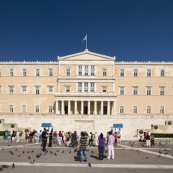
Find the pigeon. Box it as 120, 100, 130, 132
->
158, 155, 161, 158
30, 160, 35, 164
146, 157, 148, 159
17, 155, 20, 157
2, 165, 9, 168
23, 151, 25, 154
47, 150, 48, 153
88, 162, 92, 167
28, 156, 31, 159
36, 155, 40, 158
9, 151, 14, 155
91, 151, 95, 154
31, 150, 34, 153
56, 150, 59, 152
15, 149, 18, 151
0, 167, 3, 171
62, 150, 64, 153
69, 150, 71, 153
12, 163, 15, 169
43, 152, 46, 155
136, 149, 139, 152
27, 151, 30, 153
54, 153, 57, 156
2, 148, 4, 150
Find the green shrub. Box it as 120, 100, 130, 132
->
0, 131, 23, 137
152, 133, 173, 138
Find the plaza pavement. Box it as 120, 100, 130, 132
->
0, 138, 173, 173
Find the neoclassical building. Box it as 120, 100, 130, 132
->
0, 49, 173, 138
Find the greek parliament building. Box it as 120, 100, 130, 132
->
0, 49, 173, 138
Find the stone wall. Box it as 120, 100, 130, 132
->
0, 114, 173, 139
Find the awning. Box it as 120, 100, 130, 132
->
113, 124, 123, 128
41, 123, 52, 128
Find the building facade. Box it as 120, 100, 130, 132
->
0, 49, 173, 138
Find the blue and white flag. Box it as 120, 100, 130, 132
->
82, 34, 87, 42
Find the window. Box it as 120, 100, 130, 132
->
160, 69, 165, 77
102, 69, 107, 76
120, 69, 124, 76
78, 66, 82, 76
66, 86, 70, 92
35, 87, 40, 94
120, 106, 124, 113
90, 82, 95, 92
0, 69, 1, 76
84, 66, 88, 76
147, 69, 151, 77
66, 68, 70, 76
160, 106, 164, 113
22, 86, 27, 94
120, 87, 124, 95
91, 66, 95, 76
84, 82, 88, 92
102, 86, 107, 92
23, 69, 27, 76
22, 105, 26, 112
49, 105, 53, 113
9, 86, 14, 94
134, 69, 138, 77
146, 87, 151, 95
160, 87, 165, 95
35, 105, 39, 112
133, 106, 137, 113
133, 87, 138, 95
49, 69, 53, 76
9, 105, 13, 112
36, 69, 40, 76
147, 106, 151, 113
48, 86, 53, 94
10, 69, 14, 76
78, 82, 82, 92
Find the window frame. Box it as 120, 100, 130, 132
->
120, 106, 124, 113
147, 106, 151, 113
102, 68, 107, 76
9, 105, 13, 112
119, 87, 124, 95
35, 105, 40, 113
35, 86, 40, 94
120, 69, 124, 76
22, 105, 27, 112
134, 69, 138, 77
10, 69, 14, 76
133, 106, 138, 113
147, 69, 151, 77
66, 68, 70, 76
160, 69, 165, 77
36, 69, 40, 76
23, 69, 27, 76
49, 69, 53, 76
102, 86, 107, 92
160, 106, 164, 113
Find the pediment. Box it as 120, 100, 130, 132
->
58, 49, 115, 61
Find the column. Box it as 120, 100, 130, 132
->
74, 101, 77, 114
107, 101, 110, 115
94, 101, 97, 115
101, 101, 103, 115
88, 101, 90, 115
56, 101, 59, 114
112, 101, 116, 115
68, 100, 71, 115
61, 100, 64, 115
81, 101, 83, 115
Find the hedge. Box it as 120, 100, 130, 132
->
152, 133, 173, 138
0, 131, 23, 137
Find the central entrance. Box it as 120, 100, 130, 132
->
83, 106, 88, 114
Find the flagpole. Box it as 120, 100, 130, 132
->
86, 33, 87, 49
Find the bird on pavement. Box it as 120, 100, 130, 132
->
12, 163, 15, 169
28, 156, 31, 159
88, 163, 92, 167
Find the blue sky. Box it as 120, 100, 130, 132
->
0, 0, 173, 62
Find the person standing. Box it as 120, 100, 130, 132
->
107, 131, 115, 159
58, 131, 62, 145
146, 132, 151, 147
48, 130, 53, 147
42, 128, 48, 151
150, 133, 155, 147
98, 133, 106, 160
78, 131, 88, 162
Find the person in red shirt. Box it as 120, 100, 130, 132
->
114, 132, 118, 146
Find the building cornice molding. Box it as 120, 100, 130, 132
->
0, 61, 58, 65
115, 61, 173, 65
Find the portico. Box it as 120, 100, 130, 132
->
55, 92, 116, 115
